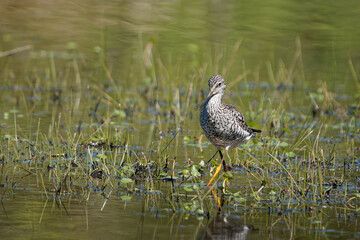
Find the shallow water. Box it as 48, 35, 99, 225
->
1, 173, 358, 240
0, 0, 359, 239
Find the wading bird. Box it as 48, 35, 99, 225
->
200, 74, 261, 186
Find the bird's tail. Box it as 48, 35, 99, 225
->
250, 128, 262, 133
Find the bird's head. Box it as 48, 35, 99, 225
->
200, 75, 226, 109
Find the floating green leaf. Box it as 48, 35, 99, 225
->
114, 109, 126, 118
233, 191, 241, 197
285, 152, 296, 158
223, 172, 233, 180
197, 209, 204, 215
121, 178, 133, 184
269, 189, 277, 195
182, 169, 189, 177
210, 159, 219, 167
190, 165, 201, 177
121, 196, 132, 201
183, 136, 191, 144
278, 142, 289, 147
234, 197, 246, 203
97, 154, 107, 160
183, 185, 193, 192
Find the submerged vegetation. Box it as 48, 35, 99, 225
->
0, 35, 359, 239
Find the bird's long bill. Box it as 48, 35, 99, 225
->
200, 90, 215, 109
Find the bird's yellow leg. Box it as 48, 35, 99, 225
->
207, 149, 229, 186
223, 179, 229, 189
211, 188, 222, 209
207, 159, 223, 186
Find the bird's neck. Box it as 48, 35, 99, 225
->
206, 94, 223, 111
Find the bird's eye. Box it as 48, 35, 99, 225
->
217, 82, 222, 87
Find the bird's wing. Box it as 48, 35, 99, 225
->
225, 104, 254, 136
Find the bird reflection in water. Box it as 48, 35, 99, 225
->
197, 214, 253, 240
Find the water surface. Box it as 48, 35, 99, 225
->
0, 0, 359, 239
